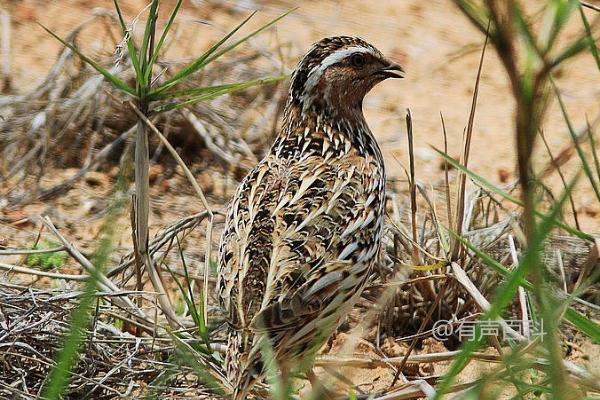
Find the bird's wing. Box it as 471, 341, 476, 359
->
218, 155, 284, 331
218, 151, 384, 341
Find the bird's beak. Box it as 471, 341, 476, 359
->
379, 62, 405, 79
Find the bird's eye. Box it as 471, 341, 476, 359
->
350, 53, 366, 68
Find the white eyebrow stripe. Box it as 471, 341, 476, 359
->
303, 46, 375, 96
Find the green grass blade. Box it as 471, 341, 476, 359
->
112, 0, 128, 33
144, 0, 183, 83
433, 145, 521, 204
169, 334, 226, 396
176, 236, 210, 348
150, 74, 286, 100
44, 286, 96, 396
112, 0, 142, 80
140, 367, 179, 400
162, 248, 210, 352
200, 9, 295, 70
452, 0, 490, 34
432, 146, 594, 241
564, 308, 600, 343
39, 23, 136, 96
579, 6, 600, 71
511, 2, 543, 59
139, 0, 160, 76
164, 290, 210, 355
151, 9, 293, 97
551, 78, 600, 201
150, 10, 257, 96
42, 278, 102, 399
587, 123, 600, 182
448, 230, 533, 291
551, 31, 596, 68
150, 83, 237, 100
539, 0, 579, 52
152, 75, 285, 113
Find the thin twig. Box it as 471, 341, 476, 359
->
0, 10, 11, 92
450, 262, 525, 341
581, 1, 600, 12
317, 350, 500, 368
0, 262, 88, 281
0, 246, 66, 255
440, 112, 453, 238
508, 235, 530, 338
539, 113, 600, 179
451, 21, 489, 261
405, 109, 420, 265
540, 130, 581, 230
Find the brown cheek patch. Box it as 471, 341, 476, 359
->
321, 67, 363, 96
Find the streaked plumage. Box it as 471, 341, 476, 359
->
217, 36, 403, 398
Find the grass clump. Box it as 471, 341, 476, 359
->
26, 242, 67, 269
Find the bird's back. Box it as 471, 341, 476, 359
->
218, 124, 385, 396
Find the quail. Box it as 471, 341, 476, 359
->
217, 36, 404, 399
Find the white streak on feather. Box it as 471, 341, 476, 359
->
361, 210, 375, 228
322, 140, 330, 156
301, 138, 311, 153
341, 217, 363, 239
338, 241, 359, 260
273, 193, 291, 214
296, 206, 326, 231
289, 174, 318, 205
248, 167, 268, 215
304, 271, 343, 298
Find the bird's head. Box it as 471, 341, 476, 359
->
289, 36, 403, 116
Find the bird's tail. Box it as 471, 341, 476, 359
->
225, 329, 265, 400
